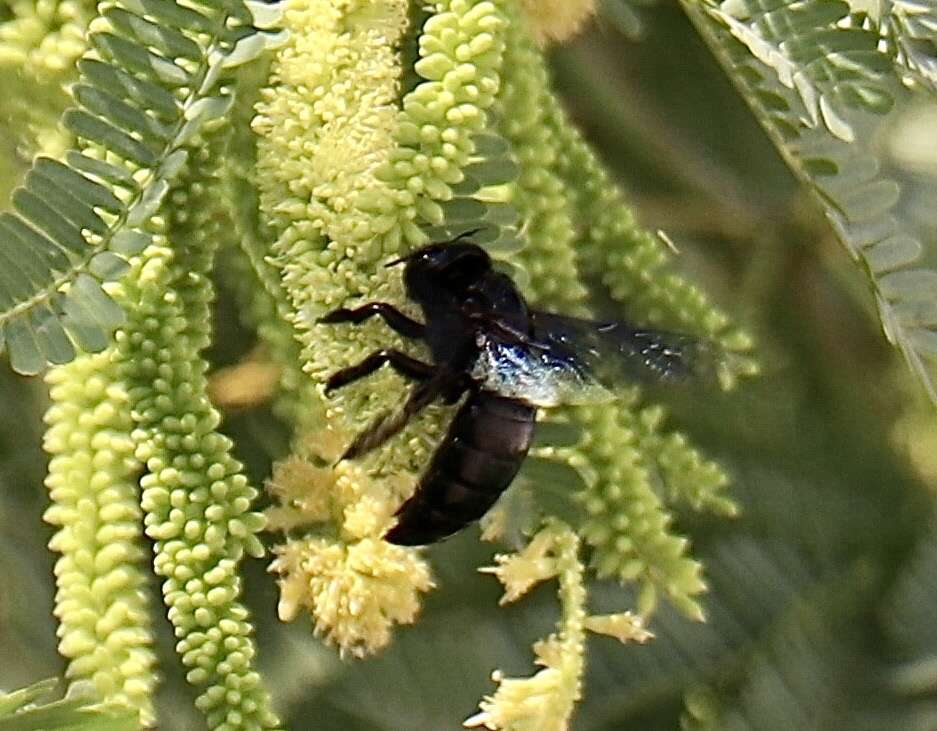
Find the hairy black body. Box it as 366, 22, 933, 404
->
387, 393, 535, 545
321, 233, 711, 546
321, 237, 538, 545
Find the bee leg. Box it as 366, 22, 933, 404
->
325, 349, 435, 393
340, 369, 462, 461
318, 303, 425, 339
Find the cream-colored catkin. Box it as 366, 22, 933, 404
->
114, 144, 279, 729
44, 353, 158, 726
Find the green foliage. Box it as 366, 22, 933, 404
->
0, 0, 284, 374
0, 678, 139, 731
684, 0, 937, 405
881, 0, 937, 92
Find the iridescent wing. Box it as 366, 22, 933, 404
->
528, 311, 717, 387
470, 327, 615, 407
468, 310, 716, 407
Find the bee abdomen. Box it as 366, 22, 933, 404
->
385, 393, 536, 546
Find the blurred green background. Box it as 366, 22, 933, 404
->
2, 2, 937, 729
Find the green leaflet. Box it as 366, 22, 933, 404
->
886, 520, 937, 680
685, 0, 937, 405
0, 678, 139, 731
423, 130, 524, 251
705, 0, 896, 142
874, 0, 937, 95
0, 0, 286, 375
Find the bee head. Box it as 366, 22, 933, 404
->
389, 239, 492, 301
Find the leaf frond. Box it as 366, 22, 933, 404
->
0, 0, 285, 374
685, 0, 937, 406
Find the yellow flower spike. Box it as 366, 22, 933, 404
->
266, 422, 416, 537
469, 520, 585, 731
636, 416, 739, 517
390, 0, 508, 219
255, 0, 409, 268
481, 526, 560, 604
479, 508, 508, 543
341, 488, 402, 540
480, 479, 541, 543
44, 353, 157, 727
0, 0, 92, 169
257, 0, 438, 472
256, 0, 511, 376
303, 426, 355, 464
264, 457, 337, 530
111, 137, 280, 729
494, 1, 738, 621
496, 3, 588, 315
266, 423, 428, 651
255, 0, 514, 659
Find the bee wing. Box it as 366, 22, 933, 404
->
528, 311, 716, 387
472, 326, 614, 408
469, 311, 716, 408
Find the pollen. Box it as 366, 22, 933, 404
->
269, 536, 434, 658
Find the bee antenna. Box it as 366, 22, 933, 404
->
385, 226, 489, 268
446, 226, 485, 244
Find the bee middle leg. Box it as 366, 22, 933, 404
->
325, 349, 435, 393
318, 303, 425, 339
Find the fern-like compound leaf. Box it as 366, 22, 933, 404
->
707, 0, 897, 141
685, 0, 937, 405
0, 0, 285, 375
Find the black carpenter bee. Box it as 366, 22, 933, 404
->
320, 231, 713, 546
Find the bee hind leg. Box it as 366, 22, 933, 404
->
340, 369, 462, 461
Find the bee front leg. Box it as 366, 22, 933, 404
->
325, 349, 436, 393
318, 303, 425, 339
